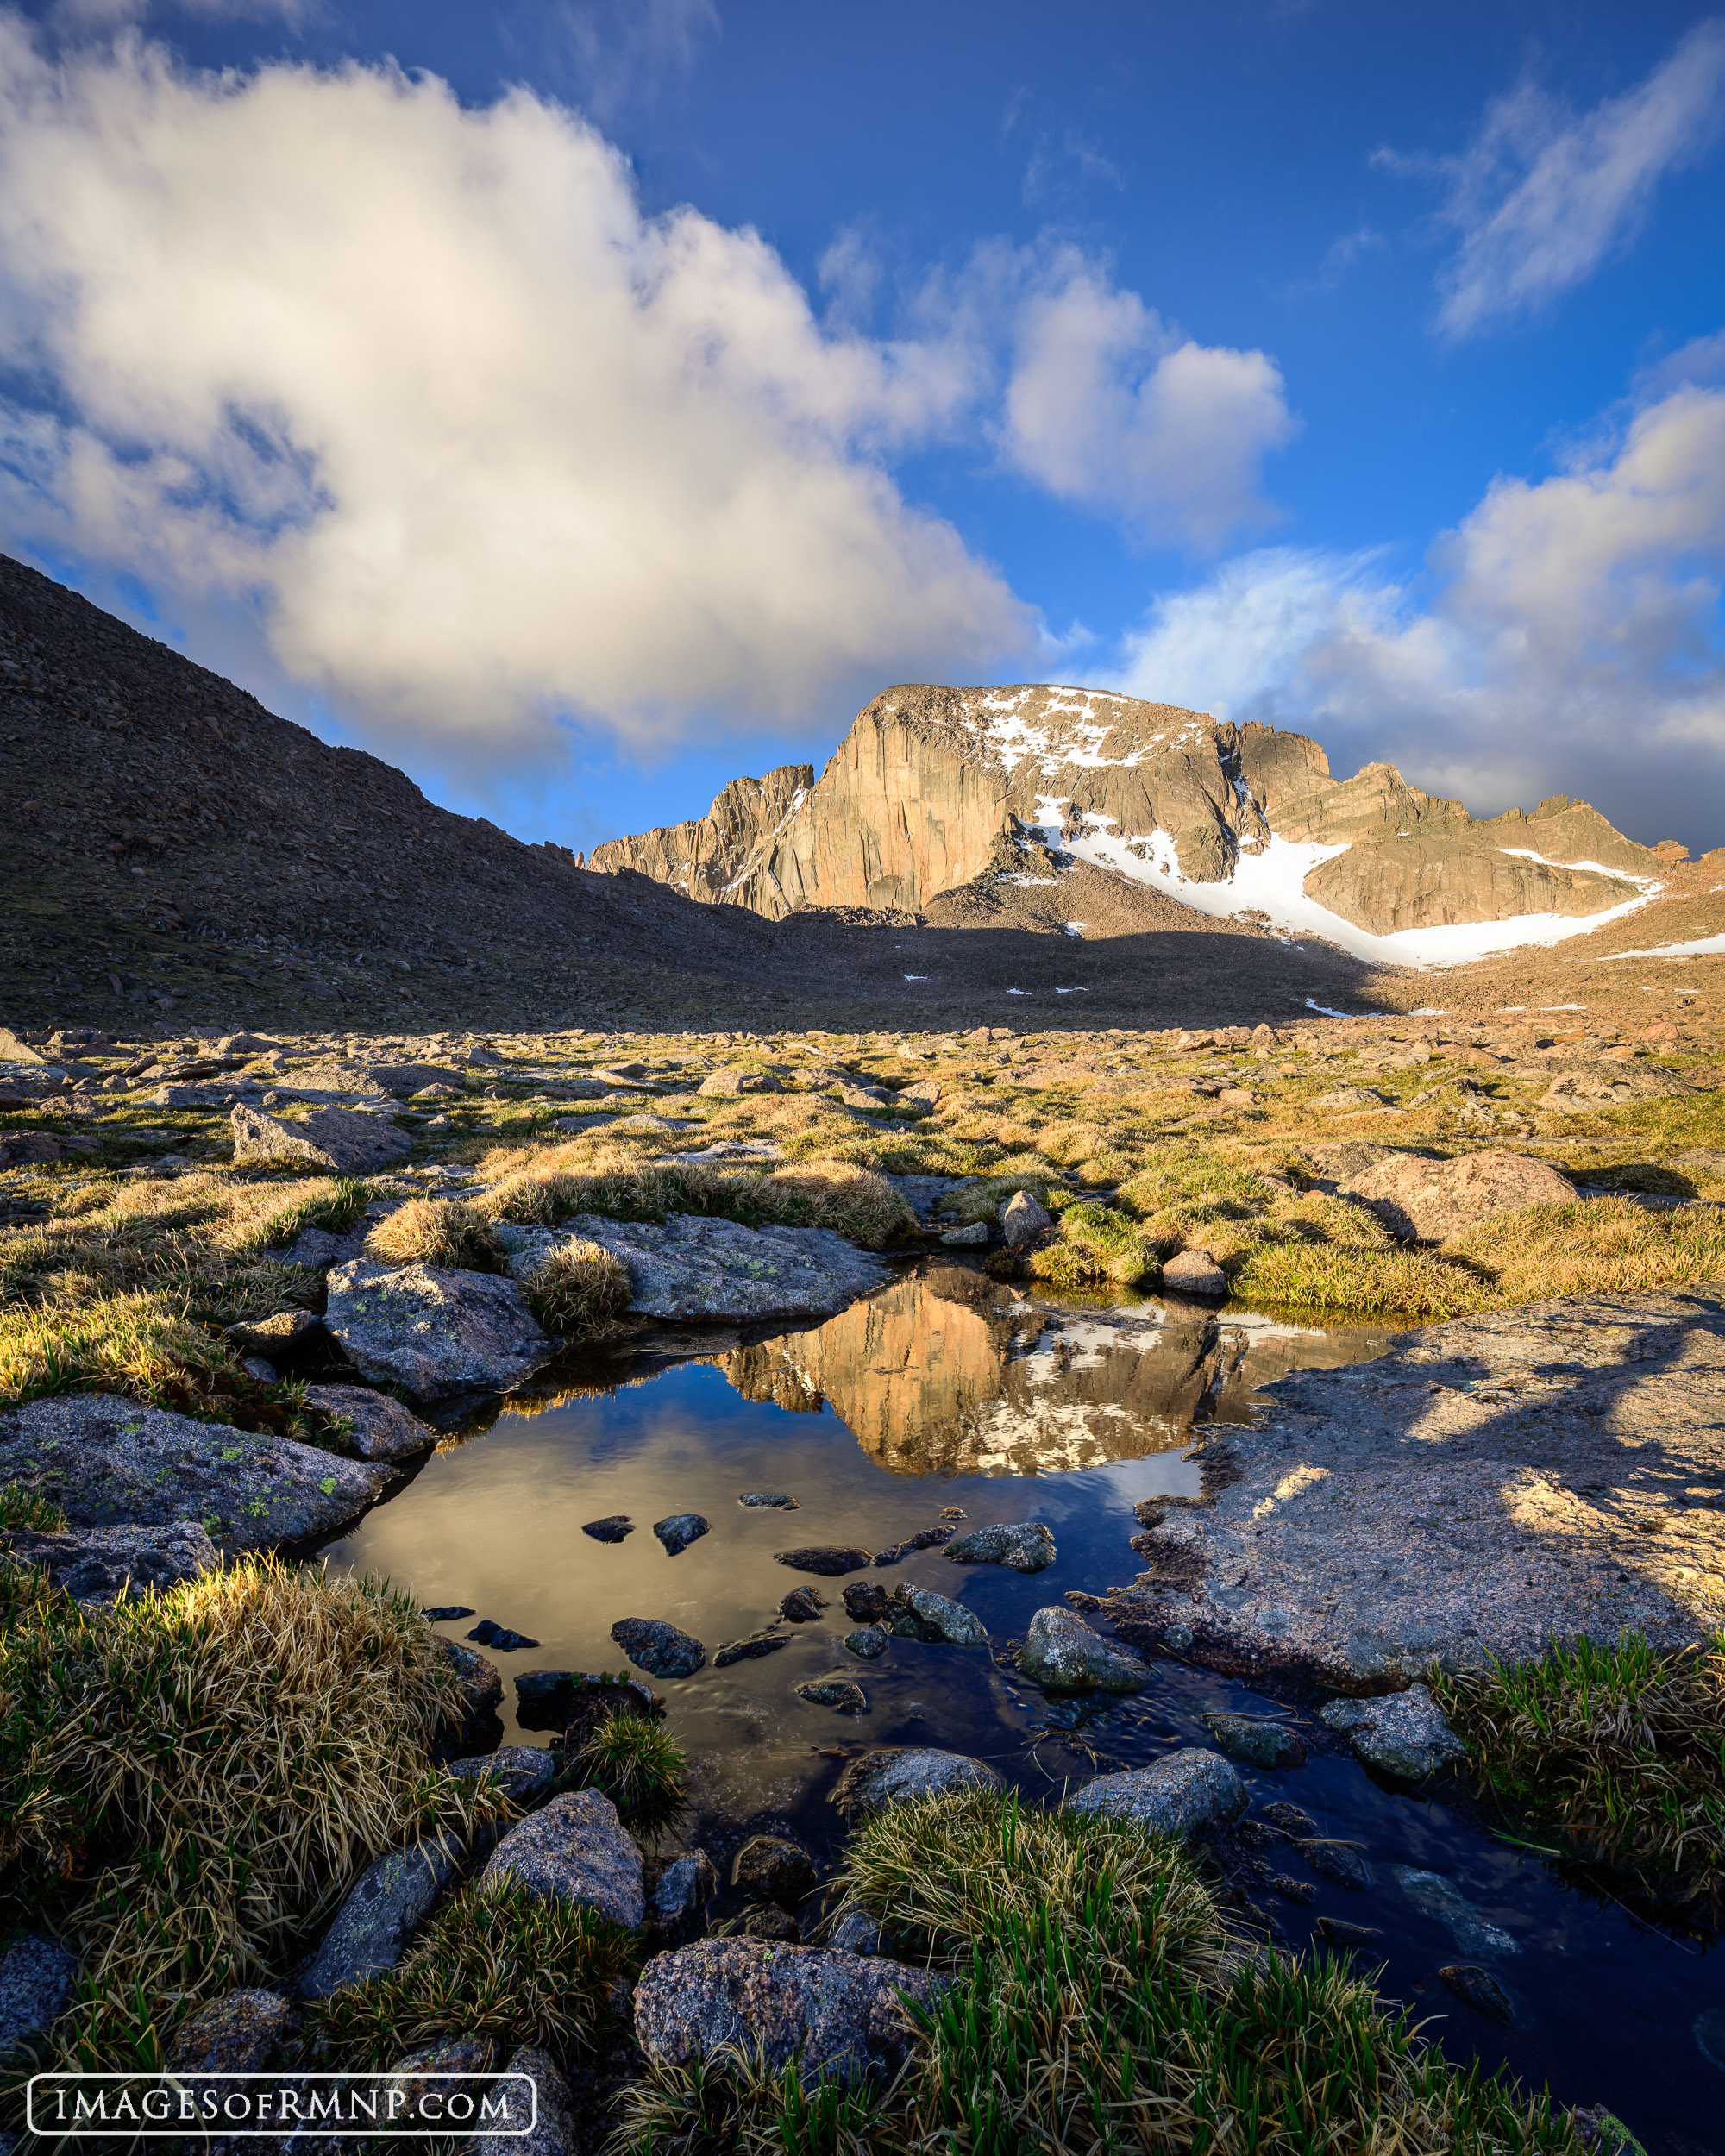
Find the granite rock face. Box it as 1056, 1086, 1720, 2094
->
633, 1940, 950, 2086
0, 1518, 219, 1601
831, 1747, 1004, 1821
298, 1839, 461, 1997
1342, 1150, 1578, 1244
516, 1213, 888, 1324
1321, 1684, 1465, 1779
0, 1394, 390, 1549
1017, 1606, 1147, 1693
480, 1791, 645, 1930
324, 1258, 558, 1401
1302, 834, 1640, 935
304, 1383, 437, 1462
167, 1990, 296, 2073
1064, 1749, 1247, 1839
442, 1747, 559, 1802
0, 1934, 77, 2055
474, 2046, 580, 2156
231, 1101, 411, 1173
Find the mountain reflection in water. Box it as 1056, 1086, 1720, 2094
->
712, 1264, 1387, 1477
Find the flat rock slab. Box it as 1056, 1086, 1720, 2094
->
547, 1213, 888, 1323
304, 1383, 436, 1463
0, 1395, 391, 1549
1064, 1749, 1246, 1840
1102, 1287, 1725, 1686
480, 1790, 644, 1930
831, 1747, 1004, 1821
1, 1518, 220, 1602
1322, 1684, 1464, 1779
298, 1839, 461, 1997
230, 1102, 411, 1173
443, 1748, 559, 1802
634, 1940, 948, 2086
325, 1258, 557, 1401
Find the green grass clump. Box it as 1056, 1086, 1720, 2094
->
0, 1481, 71, 1532
569, 1708, 688, 1839
519, 1238, 632, 1340
0, 1557, 505, 2065
309, 1877, 635, 2069
610, 2045, 893, 2156
226, 1175, 370, 1254
1030, 1200, 1156, 1289
1435, 1630, 1725, 1903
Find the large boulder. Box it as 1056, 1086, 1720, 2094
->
1064, 1750, 1247, 1839
324, 1259, 558, 1402
303, 1383, 437, 1463
0, 1395, 391, 1550
529, 1214, 888, 1324
633, 1940, 949, 2087
0, 1518, 219, 1602
1341, 1150, 1578, 1244
944, 1521, 1056, 1573
480, 1790, 644, 1930
230, 1102, 411, 1173
298, 1839, 461, 1997
831, 1747, 1004, 1821
1017, 1606, 1148, 1693
0, 1934, 77, 2056
1321, 1684, 1465, 1779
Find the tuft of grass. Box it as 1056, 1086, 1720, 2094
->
0, 1557, 505, 2064
367, 1197, 505, 1273
0, 1480, 70, 1532
1434, 1630, 1725, 1902
519, 1238, 632, 1340
0, 1286, 242, 1409
1227, 1238, 1487, 1321
1029, 1200, 1156, 1289
938, 1171, 1053, 1229
568, 1708, 688, 1839
609, 2044, 894, 2156
308, 1877, 635, 2071
1440, 1197, 1725, 1305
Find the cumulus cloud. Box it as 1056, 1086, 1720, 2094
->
0, 19, 1032, 768
1112, 364, 1725, 845
1382, 20, 1725, 339
1000, 256, 1297, 548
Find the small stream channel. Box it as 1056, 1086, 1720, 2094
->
317, 1263, 1721, 2147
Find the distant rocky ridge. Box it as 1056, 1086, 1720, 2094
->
589, 683, 1686, 944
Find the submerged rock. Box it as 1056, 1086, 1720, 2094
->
653, 1513, 709, 1557
1321, 1684, 1465, 1779
538, 1213, 888, 1323
831, 1747, 1004, 1821
776, 1545, 875, 1576
325, 1258, 558, 1402
634, 1940, 949, 2086
298, 1839, 461, 1997
944, 1520, 1057, 1572
1017, 1606, 1147, 1693
612, 1617, 706, 1679
481, 1790, 645, 1930
1200, 1711, 1307, 1770
0, 1393, 391, 1550
1064, 1750, 1246, 1841
1298, 1839, 1372, 1891
0, 1518, 219, 1603
1393, 1866, 1520, 1957
1439, 1963, 1517, 2026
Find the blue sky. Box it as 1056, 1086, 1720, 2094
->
3, 0, 1723, 850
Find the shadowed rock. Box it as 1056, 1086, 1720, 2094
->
304, 1383, 436, 1463
1064, 1750, 1246, 1839
298, 1839, 461, 1996
831, 1747, 1004, 1821
0, 1518, 219, 1602
231, 1101, 411, 1173
324, 1258, 557, 1401
481, 1790, 644, 1930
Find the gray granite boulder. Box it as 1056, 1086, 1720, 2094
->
0, 1395, 391, 1550
1000, 1190, 1053, 1250
298, 1839, 461, 1997
230, 1102, 411, 1173
831, 1747, 1004, 1822
1017, 1606, 1148, 1693
443, 1748, 558, 1802
1201, 1711, 1307, 1770
324, 1259, 557, 1401
900, 1584, 987, 1646
612, 1618, 706, 1678
0, 1518, 219, 1602
167, 1990, 295, 2072
1064, 1750, 1247, 1840
474, 2045, 579, 2156
1161, 1249, 1226, 1296
794, 1677, 869, 1714
1321, 1684, 1465, 1779
525, 1213, 888, 1323
944, 1521, 1056, 1573
0, 1934, 77, 2056
634, 1940, 948, 2086
480, 1790, 644, 1930
650, 1852, 718, 1940
304, 1383, 437, 1463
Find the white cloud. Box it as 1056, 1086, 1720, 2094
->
0, 20, 1030, 769
1383, 20, 1725, 339
1112, 363, 1725, 844
1000, 255, 1297, 548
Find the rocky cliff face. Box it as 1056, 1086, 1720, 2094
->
591, 682, 1666, 943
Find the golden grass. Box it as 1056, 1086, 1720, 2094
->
0, 1557, 507, 2065
0, 1286, 242, 1409
1442, 1195, 1725, 1302
518, 1238, 632, 1339
367, 1196, 505, 1271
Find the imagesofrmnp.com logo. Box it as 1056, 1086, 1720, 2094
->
27, 2071, 539, 2136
